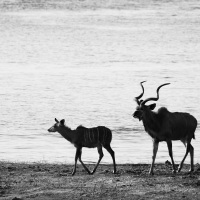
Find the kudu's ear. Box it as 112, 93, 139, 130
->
139, 100, 143, 104
60, 119, 65, 125
55, 118, 59, 123
149, 103, 156, 110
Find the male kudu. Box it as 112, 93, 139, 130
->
133, 82, 197, 175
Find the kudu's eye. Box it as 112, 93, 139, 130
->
136, 106, 142, 111
136, 106, 140, 111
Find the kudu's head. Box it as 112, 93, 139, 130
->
133, 82, 170, 121
48, 118, 65, 132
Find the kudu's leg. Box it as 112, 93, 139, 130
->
78, 148, 91, 175
72, 147, 91, 175
149, 140, 159, 175
167, 141, 176, 173
104, 144, 116, 174
189, 144, 194, 172
178, 142, 191, 172
91, 146, 104, 174
72, 147, 80, 175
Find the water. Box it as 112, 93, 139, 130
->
0, 1, 200, 165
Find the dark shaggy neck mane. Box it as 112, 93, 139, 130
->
143, 110, 160, 135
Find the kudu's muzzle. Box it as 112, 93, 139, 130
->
48, 126, 56, 132
133, 111, 142, 121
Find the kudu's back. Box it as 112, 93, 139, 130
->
76, 126, 112, 148
159, 107, 197, 141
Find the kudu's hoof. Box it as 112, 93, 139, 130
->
113, 170, 117, 174
149, 172, 154, 176
72, 172, 75, 176
177, 168, 181, 173
172, 170, 176, 174
189, 169, 194, 173
185, 169, 194, 175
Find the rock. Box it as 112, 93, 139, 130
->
165, 160, 171, 165
196, 180, 200, 186
12, 197, 23, 200
8, 166, 17, 171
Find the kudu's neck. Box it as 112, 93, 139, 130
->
57, 126, 74, 143
142, 109, 160, 133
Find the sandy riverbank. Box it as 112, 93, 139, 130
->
1, 161, 200, 199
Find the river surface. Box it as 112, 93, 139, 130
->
0, 1, 200, 165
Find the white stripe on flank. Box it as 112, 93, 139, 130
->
87, 129, 90, 144
102, 128, 105, 145
91, 129, 94, 142
97, 127, 99, 142
84, 130, 87, 144
105, 129, 107, 144
89, 129, 92, 142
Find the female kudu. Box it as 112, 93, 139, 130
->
133, 82, 197, 175
48, 118, 116, 175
